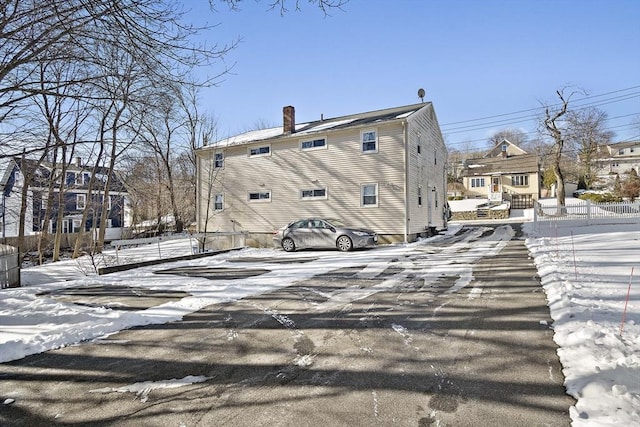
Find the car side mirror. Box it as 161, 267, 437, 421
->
329, 226, 336, 232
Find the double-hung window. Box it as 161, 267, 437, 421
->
248, 191, 271, 202
214, 152, 224, 168
361, 183, 378, 207
249, 145, 271, 157
214, 194, 224, 210
76, 194, 86, 210
301, 138, 326, 151
470, 178, 485, 188
511, 175, 529, 186
301, 188, 327, 200
361, 130, 378, 153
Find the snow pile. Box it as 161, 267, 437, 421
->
524, 222, 640, 426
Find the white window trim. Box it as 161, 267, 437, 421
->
248, 145, 271, 158
361, 129, 378, 154
214, 193, 224, 211
72, 219, 82, 233
361, 183, 378, 207
248, 190, 272, 202
300, 187, 328, 200
470, 178, 485, 188
214, 152, 225, 168
300, 137, 327, 151
511, 175, 529, 187
76, 194, 86, 210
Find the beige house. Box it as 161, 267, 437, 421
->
196, 103, 448, 247
460, 140, 540, 209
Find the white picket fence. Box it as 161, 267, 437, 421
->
534, 200, 640, 227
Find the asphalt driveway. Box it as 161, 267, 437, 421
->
0, 224, 575, 426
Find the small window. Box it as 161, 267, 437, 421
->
214, 194, 224, 210
214, 152, 224, 168
418, 186, 422, 207
301, 188, 327, 200
361, 183, 378, 206
511, 175, 529, 186
72, 219, 82, 233
248, 191, 271, 202
301, 138, 326, 150
249, 145, 271, 157
66, 172, 76, 186
470, 178, 485, 188
76, 194, 86, 210
501, 144, 508, 152
361, 130, 378, 153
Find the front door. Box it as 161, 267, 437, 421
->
489, 176, 502, 202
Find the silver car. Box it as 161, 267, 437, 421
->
273, 218, 378, 252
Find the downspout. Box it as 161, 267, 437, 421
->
403, 121, 409, 243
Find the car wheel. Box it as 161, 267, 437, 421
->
336, 235, 352, 252
281, 238, 296, 252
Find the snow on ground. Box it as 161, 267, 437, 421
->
1, 215, 640, 425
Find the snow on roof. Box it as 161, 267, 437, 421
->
302, 118, 357, 133
395, 110, 417, 119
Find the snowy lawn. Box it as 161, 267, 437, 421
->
1, 221, 639, 425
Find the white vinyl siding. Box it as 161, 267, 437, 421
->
196, 109, 450, 237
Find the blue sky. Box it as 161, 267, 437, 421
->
190, 0, 640, 151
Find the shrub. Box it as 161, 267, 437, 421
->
579, 192, 622, 203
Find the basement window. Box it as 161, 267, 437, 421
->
248, 191, 271, 202
301, 188, 327, 200
249, 145, 271, 157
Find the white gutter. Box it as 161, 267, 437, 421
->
403, 121, 409, 243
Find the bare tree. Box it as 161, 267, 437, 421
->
542, 89, 573, 210
565, 107, 614, 189
488, 128, 528, 147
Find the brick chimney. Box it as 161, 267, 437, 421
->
283, 106, 295, 134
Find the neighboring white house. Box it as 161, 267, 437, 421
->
196, 103, 448, 246
600, 141, 640, 175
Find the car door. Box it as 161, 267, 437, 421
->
309, 219, 336, 248
287, 219, 313, 249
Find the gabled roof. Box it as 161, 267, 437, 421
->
2, 157, 126, 192
462, 153, 539, 176
484, 139, 528, 158
607, 140, 640, 151
209, 103, 431, 148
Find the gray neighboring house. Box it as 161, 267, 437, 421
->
196, 103, 448, 247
